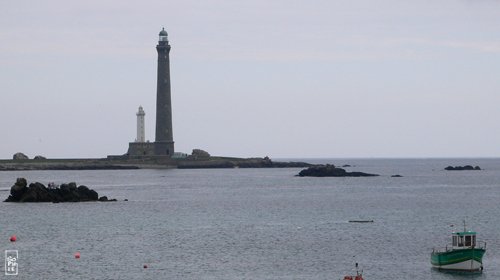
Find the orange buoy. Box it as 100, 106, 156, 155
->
9, 235, 16, 242
74, 252, 81, 259
143, 264, 148, 269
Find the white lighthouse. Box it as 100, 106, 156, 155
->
136, 106, 146, 142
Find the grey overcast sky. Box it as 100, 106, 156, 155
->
1, 0, 500, 159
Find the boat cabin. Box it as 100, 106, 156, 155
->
451, 231, 477, 249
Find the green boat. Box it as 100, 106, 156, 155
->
431, 226, 486, 271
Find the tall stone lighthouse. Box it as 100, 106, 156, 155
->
125, 28, 175, 157
154, 27, 174, 156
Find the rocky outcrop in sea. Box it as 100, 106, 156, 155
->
4, 178, 115, 203
297, 164, 379, 177
444, 165, 481, 171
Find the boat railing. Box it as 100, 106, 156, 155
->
476, 241, 487, 250
432, 240, 487, 253
432, 246, 448, 253
433, 246, 452, 253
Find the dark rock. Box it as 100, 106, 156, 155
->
344, 171, 379, 177
33, 155, 47, 160
297, 165, 379, 177
13, 153, 29, 160
342, 165, 351, 167
6, 178, 29, 201
98, 196, 116, 202
445, 165, 481, 171
4, 178, 111, 203
60, 183, 70, 192
191, 149, 211, 159
15, 178, 27, 188
21, 182, 53, 202
68, 182, 77, 190
77, 185, 98, 201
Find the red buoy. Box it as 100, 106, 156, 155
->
9, 235, 16, 242
74, 252, 81, 259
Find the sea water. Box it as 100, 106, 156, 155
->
0, 158, 499, 279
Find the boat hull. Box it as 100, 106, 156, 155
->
431, 248, 485, 271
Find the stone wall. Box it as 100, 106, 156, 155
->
127, 142, 155, 156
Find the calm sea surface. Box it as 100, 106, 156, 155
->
0, 158, 499, 279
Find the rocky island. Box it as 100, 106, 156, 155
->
4, 178, 115, 203
297, 164, 379, 177
0, 150, 312, 171
444, 165, 481, 171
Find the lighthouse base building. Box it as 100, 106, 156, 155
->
127, 142, 155, 156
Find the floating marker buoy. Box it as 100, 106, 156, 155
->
74, 252, 81, 259
143, 264, 148, 269
10, 235, 16, 242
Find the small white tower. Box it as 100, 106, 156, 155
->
136, 106, 146, 142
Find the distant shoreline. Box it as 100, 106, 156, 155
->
0, 157, 313, 171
